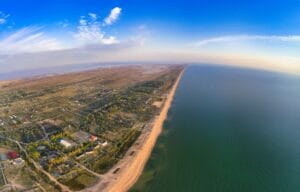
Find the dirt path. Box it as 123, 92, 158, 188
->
87, 70, 184, 192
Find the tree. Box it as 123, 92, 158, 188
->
31, 151, 40, 160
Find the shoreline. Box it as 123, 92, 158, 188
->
88, 70, 184, 192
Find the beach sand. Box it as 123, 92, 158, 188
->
88, 70, 184, 192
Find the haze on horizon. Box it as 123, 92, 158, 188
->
1, 0, 300, 75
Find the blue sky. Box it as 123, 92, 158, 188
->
2, 0, 300, 38
1, 0, 300, 74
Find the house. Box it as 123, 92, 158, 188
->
89, 135, 98, 142
72, 131, 90, 144
72, 131, 98, 143
13, 158, 24, 165
59, 139, 75, 148
7, 151, 19, 159
101, 141, 108, 147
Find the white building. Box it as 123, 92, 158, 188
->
59, 139, 74, 148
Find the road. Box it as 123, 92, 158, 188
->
0, 162, 7, 185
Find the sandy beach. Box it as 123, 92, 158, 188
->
88, 70, 184, 192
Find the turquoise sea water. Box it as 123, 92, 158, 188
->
131, 65, 300, 192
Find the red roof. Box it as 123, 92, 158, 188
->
89, 135, 97, 142
7, 151, 19, 159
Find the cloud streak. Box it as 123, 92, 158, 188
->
192, 35, 300, 46
104, 7, 122, 25
0, 27, 64, 54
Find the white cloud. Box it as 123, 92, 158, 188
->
79, 17, 88, 25
0, 8, 123, 55
0, 11, 122, 55
0, 11, 10, 25
88, 13, 97, 20
104, 7, 122, 25
0, 19, 5, 24
0, 27, 64, 54
58, 19, 69, 28
192, 35, 300, 46
74, 14, 119, 45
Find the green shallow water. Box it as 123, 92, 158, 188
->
131, 65, 300, 192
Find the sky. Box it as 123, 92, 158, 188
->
1, 0, 300, 75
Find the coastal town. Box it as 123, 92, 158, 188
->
0, 65, 184, 191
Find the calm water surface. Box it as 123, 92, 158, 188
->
131, 65, 300, 192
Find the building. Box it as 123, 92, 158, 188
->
101, 141, 108, 147
72, 131, 90, 144
13, 158, 24, 165
7, 151, 19, 159
72, 131, 98, 143
59, 139, 75, 148
89, 135, 98, 142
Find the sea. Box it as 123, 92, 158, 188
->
131, 65, 300, 192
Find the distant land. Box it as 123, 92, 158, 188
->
0, 62, 133, 81
0, 62, 185, 81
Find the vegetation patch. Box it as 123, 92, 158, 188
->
60, 171, 99, 191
